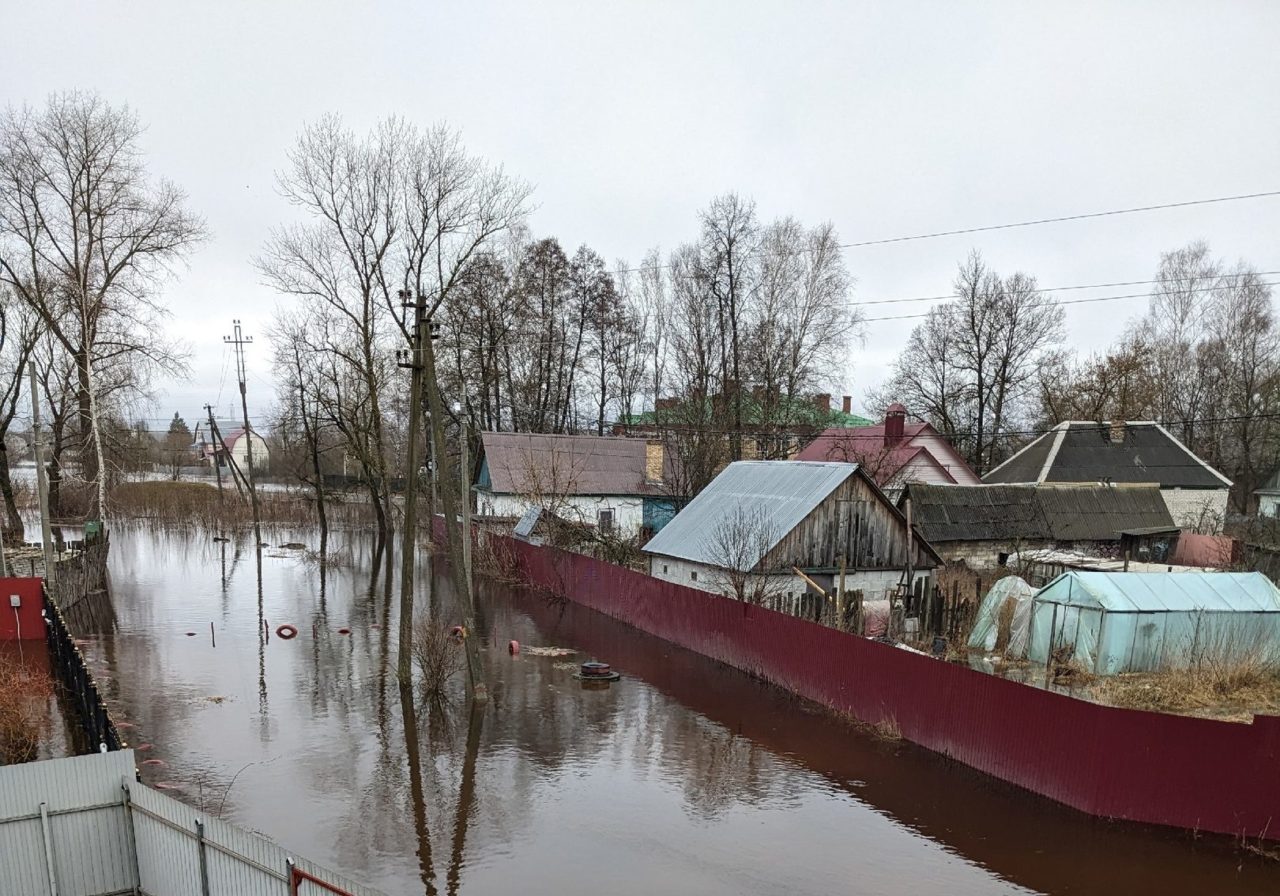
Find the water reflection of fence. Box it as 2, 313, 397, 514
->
0, 750, 387, 896
489, 529, 1280, 843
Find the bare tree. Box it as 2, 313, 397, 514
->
0, 289, 37, 533
876, 251, 1063, 472
705, 504, 785, 605
0, 92, 204, 519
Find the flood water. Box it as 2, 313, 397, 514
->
75, 524, 1280, 895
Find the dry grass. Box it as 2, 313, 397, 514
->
1091, 654, 1280, 721
107, 479, 373, 529
411, 619, 465, 697
0, 656, 54, 765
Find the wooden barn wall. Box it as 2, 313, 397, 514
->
765, 475, 933, 571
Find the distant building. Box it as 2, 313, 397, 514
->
475, 432, 680, 538
795, 403, 981, 496
900, 482, 1179, 569
192, 419, 270, 473
1254, 468, 1280, 517
983, 421, 1232, 533
615, 392, 872, 460
643, 460, 940, 607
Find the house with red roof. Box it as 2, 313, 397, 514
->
794, 403, 980, 494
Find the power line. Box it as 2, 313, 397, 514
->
859, 280, 1280, 324
616, 189, 1280, 276
851, 268, 1280, 308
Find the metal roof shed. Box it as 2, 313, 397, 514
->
1026, 571, 1280, 675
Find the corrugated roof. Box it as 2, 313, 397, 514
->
1039, 571, 1280, 613
480, 432, 671, 497
984, 422, 1231, 488
904, 483, 1175, 543
906, 484, 1049, 542
642, 461, 858, 569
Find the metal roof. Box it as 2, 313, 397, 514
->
1037, 571, 1280, 613
642, 461, 859, 569
983, 422, 1231, 489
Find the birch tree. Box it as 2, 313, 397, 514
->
0, 92, 204, 519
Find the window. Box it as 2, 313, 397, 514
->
662, 564, 668, 574
598, 508, 614, 534
691, 570, 698, 582
997, 552, 1009, 567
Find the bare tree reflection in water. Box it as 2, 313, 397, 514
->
445, 700, 483, 896
256, 542, 268, 738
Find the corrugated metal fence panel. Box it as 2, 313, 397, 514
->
130, 780, 388, 896
0, 751, 137, 896
487, 528, 1280, 842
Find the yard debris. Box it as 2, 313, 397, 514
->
525, 646, 575, 657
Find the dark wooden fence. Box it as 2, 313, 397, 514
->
43, 586, 122, 752
476, 525, 1280, 843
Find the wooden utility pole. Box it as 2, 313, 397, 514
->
396, 290, 428, 686
837, 554, 847, 631
459, 413, 473, 594
224, 320, 262, 546
204, 404, 225, 497
28, 361, 56, 584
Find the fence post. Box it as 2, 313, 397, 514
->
121, 785, 142, 890
196, 819, 212, 896
39, 802, 59, 896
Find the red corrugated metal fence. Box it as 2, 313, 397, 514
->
480, 529, 1280, 841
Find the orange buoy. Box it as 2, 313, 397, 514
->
509, 640, 520, 655
275, 624, 299, 640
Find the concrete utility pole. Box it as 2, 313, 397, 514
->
204, 404, 224, 497
224, 320, 262, 546
28, 361, 56, 584
396, 290, 428, 686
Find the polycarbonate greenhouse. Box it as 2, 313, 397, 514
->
1026, 571, 1280, 675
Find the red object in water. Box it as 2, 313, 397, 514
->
0, 578, 46, 641
337, 627, 351, 635
509, 640, 520, 655
276, 624, 299, 640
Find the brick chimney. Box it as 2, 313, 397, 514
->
815, 393, 831, 414
842, 395, 852, 414
645, 440, 664, 485
884, 402, 907, 446
1109, 420, 1126, 444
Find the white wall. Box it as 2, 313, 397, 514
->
648, 555, 915, 604
1161, 487, 1230, 533
910, 431, 982, 485
230, 431, 269, 472
478, 492, 645, 535
1260, 494, 1280, 518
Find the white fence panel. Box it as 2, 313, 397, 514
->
0, 751, 137, 896
1, 750, 386, 896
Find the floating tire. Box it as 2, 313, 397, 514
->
275, 624, 299, 640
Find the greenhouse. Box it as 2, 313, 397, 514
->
1025, 571, 1280, 675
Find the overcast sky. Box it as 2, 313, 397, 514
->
4, 1, 1279, 430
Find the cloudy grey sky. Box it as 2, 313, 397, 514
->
5, 1, 1279, 429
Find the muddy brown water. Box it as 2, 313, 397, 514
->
72, 525, 1280, 895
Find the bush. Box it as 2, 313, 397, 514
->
411, 620, 465, 697
0, 656, 54, 765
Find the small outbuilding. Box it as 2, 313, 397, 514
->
1025, 571, 1280, 675
643, 460, 940, 608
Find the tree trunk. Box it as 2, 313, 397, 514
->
0, 444, 19, 537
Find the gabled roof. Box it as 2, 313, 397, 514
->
642, 461, 860, 569
1038, 571, 1280, 613
902, 483, 1176, 543
983, 422, 1231, 489
795, 422, 978, 486
478, 432, 671, 497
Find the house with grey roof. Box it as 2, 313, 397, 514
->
982, 421, 1231, 533
899, 482, 1179, 568
475, 432, 680, 538
642, 460, 940, 611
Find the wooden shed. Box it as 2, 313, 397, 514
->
643, 461, 940, 605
